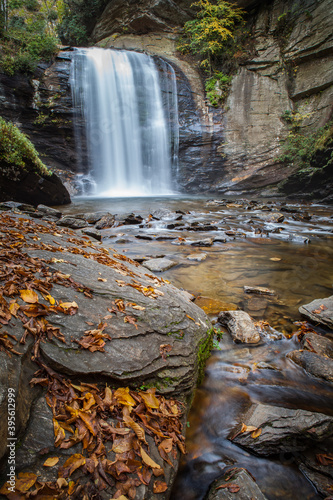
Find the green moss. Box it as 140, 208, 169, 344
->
0, 116, 50, 176
205, 72, 232, 107
197, 327, 214, 385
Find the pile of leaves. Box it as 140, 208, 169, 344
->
1, 365, 185, 499
0, 211, 185, 498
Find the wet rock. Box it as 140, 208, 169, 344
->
81, 227, 102, 241
299, 296, 333, 329
37, 204, 62, 218
244, 286, 275, 296
135, 233, 155, 240
187, 253, 207, 262
95, 213, 115, 229
206, 468, 268, 500
255, 322, 283, 342
301, 332, 333, 358
287, 350, 333, 383
56, 216, 87, 229
218, 311, 260, 344
76, 211, 110, 224
299, 463, 333, 498
191, 238, 214, 247
261, 213, 285, 223
298, 445, 333, 498
117, 213, 143, 225
143, 258, 177, 272
231, 403, 333, 456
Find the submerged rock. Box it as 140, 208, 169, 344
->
231, 403, 333, 456
244, 286, 275, 296
218, 311, 261, 344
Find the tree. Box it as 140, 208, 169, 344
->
178, 0, 245, 72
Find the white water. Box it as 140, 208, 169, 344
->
71, 47, 179, 197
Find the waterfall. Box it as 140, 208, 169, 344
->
70, 47, 179, 197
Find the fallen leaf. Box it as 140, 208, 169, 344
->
20, 289, 39, 304
43, 457, 59, 467
139, 389, 160, 409
251, 428, 262, 439
58, 453, 86, 478
114, 387, 136, 406
15, 472, 38, 493
140, 446, 161, 469
153, 480, 168, 493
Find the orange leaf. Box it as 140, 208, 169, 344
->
153, 480, 168, 493
240, 423, 258, 433
9, 301, 20, 317
43, 457, 59, 467
20, 289, 39, 304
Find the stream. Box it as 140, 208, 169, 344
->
60, 195, 333, 499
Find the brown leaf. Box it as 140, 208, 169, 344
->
15, 472, 38, 493
153, 480, 168, 493
58, 453, 86, 478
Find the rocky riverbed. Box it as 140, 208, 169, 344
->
0, 198, 333, 499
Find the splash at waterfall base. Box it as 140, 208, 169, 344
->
71, 48, 179, 198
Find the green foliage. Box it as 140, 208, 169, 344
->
177, 0, 245, 72
57, 0, 108, 45
279, 114, 333, 173
205, 71, 232, 106
0, 116, 50, 175
0, 0, 61, 75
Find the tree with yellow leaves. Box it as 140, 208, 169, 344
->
178, 0, 245, 72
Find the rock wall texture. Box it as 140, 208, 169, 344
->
0, 0, 332, 196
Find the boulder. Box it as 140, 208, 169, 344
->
230, 403, 333, 456
0, 210, 213, 498
218, 311, 261, 344
301, 332, 333, 358
95, 213, 115, 229
206, 469, 268, 500
0, 168, 70, 207
299, 296, 333, 329
37, 204, 62, 218
56, 216, 87, 229
143, 258, 177, 272
287, 350, 333, 383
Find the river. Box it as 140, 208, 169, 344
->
60, 195, 333, 499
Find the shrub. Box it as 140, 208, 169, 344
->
0, 116, 50, 175
205, 71, 232, 106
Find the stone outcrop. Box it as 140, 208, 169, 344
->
0, 208, 213, 497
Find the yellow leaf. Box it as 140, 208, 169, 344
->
114, 387, 136, 406
16, 472, 38, 493
45, 294, 56, 305
139, 390, 160, 409
240, 423, 258, 433
43, 457, 59, 467
251, 427, 262, 439
9, 301, 20, 317
59, 301, 78, 310
20, 289, 39, 304
140, 446, 161, 469
270, 257, 281, 261
98, 278, 107, 282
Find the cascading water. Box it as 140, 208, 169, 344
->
70, 47, 179, 197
